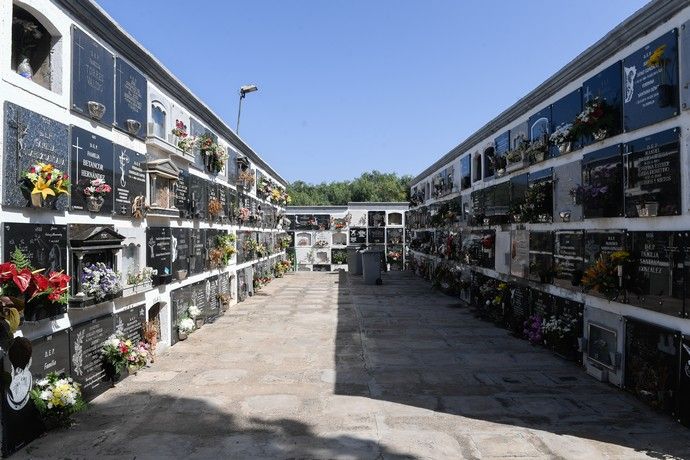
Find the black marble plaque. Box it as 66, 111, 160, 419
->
114, 305, 145, 344
189, 118, 216, 168
624, 318, 679, 415
510, 230, 529, 279
528, 106, 551, 143
510, 285, 530, 333
3, 223, 67, 272
553, 230, 584, 289
368, 228, 385, 244
623, 30, 679, 132
191, 280, 210, 320
3, 103, 69, 210
316, 215, 331, 230
624, 128, 680, 217
219, 272, 232, 297
680, 336, 690, 426
217, 184, 228, 220
69, 315, 114, 400
207, 276, 220, 321
190, 229, 206, 274
31, 330, 70, 380
550, 89, 583, 153
170, 285, 192, 345
171, 227, 191, 275
175, 170, 190, 218
368, 211, 386, 227
510, 173, 529, 207
189, 175, 207, 220
582, 60, 622, 142
511, 122, 528, 150
70, 126, 114, 214
146, 227, 172, 279
112, 144, 146, 217
486, 181, 510, 218
530, 289, 553, 318
349, 227, 367, 245
581, 145, 623, 218
494, 131, 510, 156
626, 231, 682, 316
387, 228, 404, 245
114, 58, 146, 138
529, 232, 554, 284
71, 27, 114, 125
460, 155, 471, 190
584, 230, 625, 265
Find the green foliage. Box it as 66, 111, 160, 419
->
287, 171, 412, 206
10, 247, 32, 270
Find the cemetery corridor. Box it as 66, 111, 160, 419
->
18, 271, 690, 459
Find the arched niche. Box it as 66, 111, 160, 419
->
295, 232, 312, 247
11, 2, 63, 93
387, 212, 403, 226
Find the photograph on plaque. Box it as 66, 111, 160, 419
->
528, 231, 553, 284
112, 144, 146, 218
3, 223, 67, 272
71, 27, 114, 124
580, 145, 623, 218
510, 230, 529, 278
581, 60, 622, 144
3, 102, 69, 210
624, 318, 679, 416
553, 230, 584, 289
114, 57, 147, 138
624, 128, 680, 218
70, 126, 114, 214
69, 315, 114, 400
626, 231, 682, 317
622, 29, 679, 132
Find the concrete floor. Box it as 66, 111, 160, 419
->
18, 271, 690, 459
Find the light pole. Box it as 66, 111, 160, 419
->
236, 84, 258, 135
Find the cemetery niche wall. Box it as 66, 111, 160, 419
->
0, 1, 290, 455
407, 2, 690, 429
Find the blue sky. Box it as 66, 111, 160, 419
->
98, 0, 650, 183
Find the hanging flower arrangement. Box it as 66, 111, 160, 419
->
197, 134, 227, 173
238, 169, 255, 189
571, 97, 617, 141
21, 162, 71, 208
549, 123, 575, 153
238, 207, 251, 222
581, 250, 630, 300
171, 120, 196, 153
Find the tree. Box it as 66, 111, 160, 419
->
286, 171, 412, 206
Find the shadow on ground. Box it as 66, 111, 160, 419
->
335, 270, 690, 458
20, 391, 410, 459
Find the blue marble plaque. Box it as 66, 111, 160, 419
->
70, 126, 114, 214
3, 102, 69, 210
71, 26, 114, 125
582, 61, 622, 144
494, 130, 510, 156
112, 144, 146, 217
623, 29, 679, 132
114, 58, 147, 139
550, 89, 582, 154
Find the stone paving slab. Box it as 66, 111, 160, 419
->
16, 271, 690, 459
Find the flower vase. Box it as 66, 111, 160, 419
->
558, 142, 572, 155
658, 84, 674, 108
178, 329, 188, 341
86, 195, 104, 212
17, 56, 33, 80
593, 129, 608, 141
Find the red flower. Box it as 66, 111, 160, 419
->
27, 272, 50, 299
0, 262, 17, 283
13, 268, 33, 293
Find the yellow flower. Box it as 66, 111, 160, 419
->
32, 177, 56, 199
55, 179, 70, 195
645, 44, 667, 68
41, 163, 54, 173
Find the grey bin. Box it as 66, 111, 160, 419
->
347, 246, 363, 275
361, 249, 383, 285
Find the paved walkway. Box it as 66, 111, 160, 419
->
19, 271, 690, 459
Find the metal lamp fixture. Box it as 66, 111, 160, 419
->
236, 84, 258, 134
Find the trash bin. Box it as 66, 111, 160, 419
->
361, 249, 382, 285
347, 246, 363, 275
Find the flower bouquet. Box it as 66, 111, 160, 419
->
177, 317, 195, 340
30, 372, 85, 428
581, 250, 629, 300
237, 169, 255, 189
80, 262, 122, 302
523, 314, 544, 345
82, 178, 112, 212
101, 334, 132, 380
188, 304, 203, 327
549, 123, 574, 154
21, 162, 71, 209
571, 97, 617, 141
